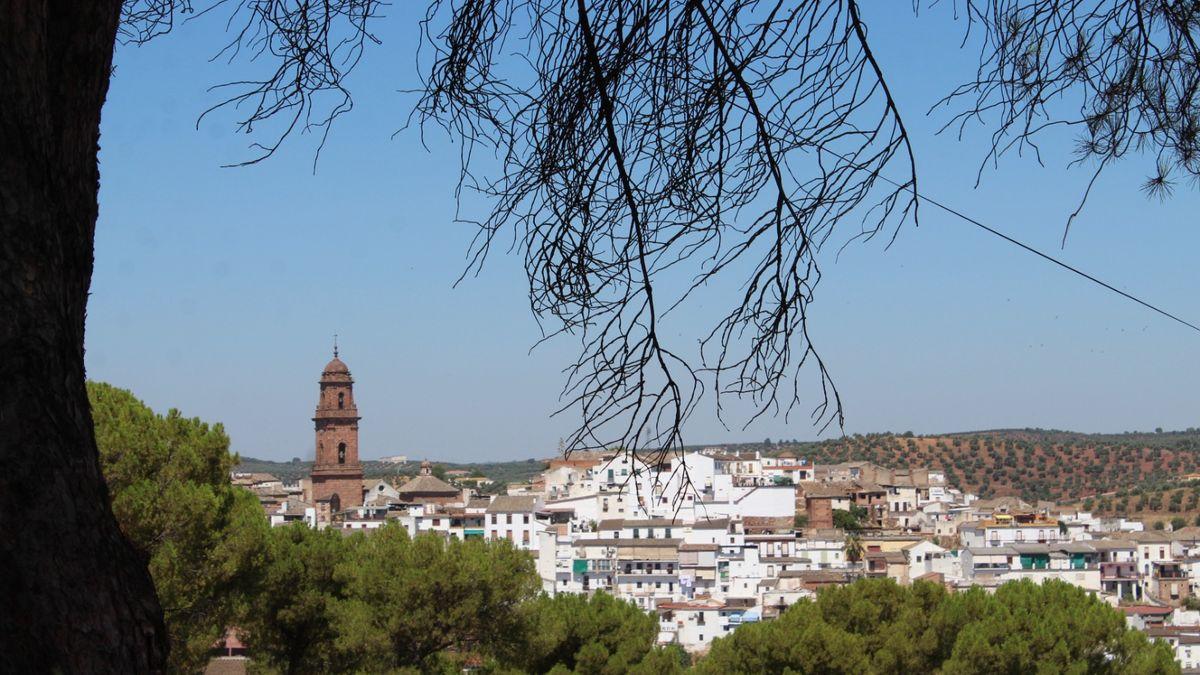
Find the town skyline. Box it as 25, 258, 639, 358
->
9, 0, 1200, 670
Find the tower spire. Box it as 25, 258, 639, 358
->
333, 333, 339, 358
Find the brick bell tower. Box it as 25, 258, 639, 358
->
310, 338, 363, 511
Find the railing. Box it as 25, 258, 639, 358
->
1154, 571, 1189, 580
1101, 570, 1138, 580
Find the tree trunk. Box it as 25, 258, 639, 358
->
0, 2, 167, 671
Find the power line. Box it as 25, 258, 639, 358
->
917, 193, 1200, 334
870, 173, 1200, 335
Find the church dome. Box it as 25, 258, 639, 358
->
323, 356, 350, 375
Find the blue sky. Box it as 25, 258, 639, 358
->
89, 4, 1199, 462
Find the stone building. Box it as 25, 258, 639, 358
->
310, 344, 364, 511
396, 460, 461, 504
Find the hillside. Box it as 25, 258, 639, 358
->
745, 428, 1200, 502
234, 456, 548, 490
240, 428, 1200, 503
1060, 478, 1200, 528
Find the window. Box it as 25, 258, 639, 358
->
337, 392, 345, 409
665, 528, 672, 538
523, 531, 530, 545
633, 529, 640, 539
507, 514, 513, 524
492, 514, 498, 524
337, 443, 346, 464
523, 514, 530, 524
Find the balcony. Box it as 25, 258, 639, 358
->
1154, 570, 1189, 581
1100, 566, 1138, 580
616, 564, 677, 575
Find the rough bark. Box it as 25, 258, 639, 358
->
0, 2, 168, 671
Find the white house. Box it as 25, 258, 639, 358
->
486, 495, 545, 550
959, 513, 1065, 548
268, 499, 317, 528
905, 540, 955, 581
657, 599, 731, 651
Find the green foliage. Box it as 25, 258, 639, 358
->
833, 506, 867, 532
239, 524, 352, 674
88, 381, 269, 673
843, 535, 865, 563
512, 592, 676, 674
241, 524, 546, 673
696, 579, 1177, 675
332, 524, 540, 671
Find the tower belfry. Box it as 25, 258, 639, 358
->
309, 343, 363, 511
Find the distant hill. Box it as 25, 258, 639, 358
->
233, 455, 548, 489
240, 427, 1200, 503
734, 428, 1200, 502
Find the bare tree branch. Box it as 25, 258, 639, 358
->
935, 0, 1200, 244
415, 0, 918, 468
121, 0, 384, 168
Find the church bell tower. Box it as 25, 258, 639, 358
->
310, 339, 363, 511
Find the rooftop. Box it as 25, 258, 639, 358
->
397, 474, 459, 496
575, 538, 683, 548
486, 495, 539, 513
